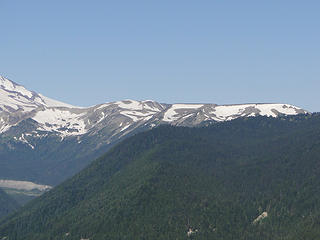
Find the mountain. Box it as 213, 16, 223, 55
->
0, 188, 18, 220
0, 76, 307, 137
1, 114, 320, 240
0, 75, 309, 187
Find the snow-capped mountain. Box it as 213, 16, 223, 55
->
0, 75, 310, 186
0, 76, 74, 133
0, 76, 73, 111
0, 75, 308, 139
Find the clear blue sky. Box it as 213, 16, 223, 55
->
1, 1, 319, 111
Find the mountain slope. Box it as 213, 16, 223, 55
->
1, 114, 320, 239
0, 188, 18, 220
0, 76, 309, 186
1, 74, 307, 138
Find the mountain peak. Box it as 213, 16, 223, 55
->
0, 75, 35, 99
0, 76, 75, 114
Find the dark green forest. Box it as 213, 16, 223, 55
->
0, 189, 18, 220
1, 114, 320, 239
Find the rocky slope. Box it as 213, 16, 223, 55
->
0, 75, 308, 139
0, 75, 309, 186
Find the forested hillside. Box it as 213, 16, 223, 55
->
1, 114, 320, 240
0, 189, 18, 220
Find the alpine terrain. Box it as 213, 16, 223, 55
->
0, 75, 309, 198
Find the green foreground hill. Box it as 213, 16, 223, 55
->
1, 114, 320, 239
0, 188, 18, 220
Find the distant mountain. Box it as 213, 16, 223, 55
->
1, 114, 320, 239
0, 75, 309, 187
0, 75, 307, 137
0, 188, 18, 219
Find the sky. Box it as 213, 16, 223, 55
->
0, 1, 319, 111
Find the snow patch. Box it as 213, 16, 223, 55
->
120, 124, 130, 132
163, 104, 203, 122
32, 108, 87, 136
18, 134, 35, 149
0, 179, 52, 191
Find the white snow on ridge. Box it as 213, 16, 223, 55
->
95, 100, 162, 113
0, 76, 33, 98
212, 103, 304, 121
116, 100, 144, 110
214, 105, 250, 120
256, 104, 299, 117
116, 99, 163, 112
0, 179, 52, 191
163, 104, 204, 122
0, 76, 76, 113
39, 94, 76, 108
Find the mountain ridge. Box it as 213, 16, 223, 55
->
0, 75, 309, 139
0, 75, 310, 186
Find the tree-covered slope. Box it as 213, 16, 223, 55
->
1, 114, 320, 240
0, 188, 18, 220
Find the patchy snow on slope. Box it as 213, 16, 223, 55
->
116, 100, 163, 112
0, 88, 40, 112
120, 110, 156, 122
163, 104, 204, 122
120, 124, 130, 132
32, 108, 87, 136
0, 76, 309, 139
96, 111, 106, 123
18, 134, 35, 149
0, 124, 11, 133
0, 179, 52, 191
